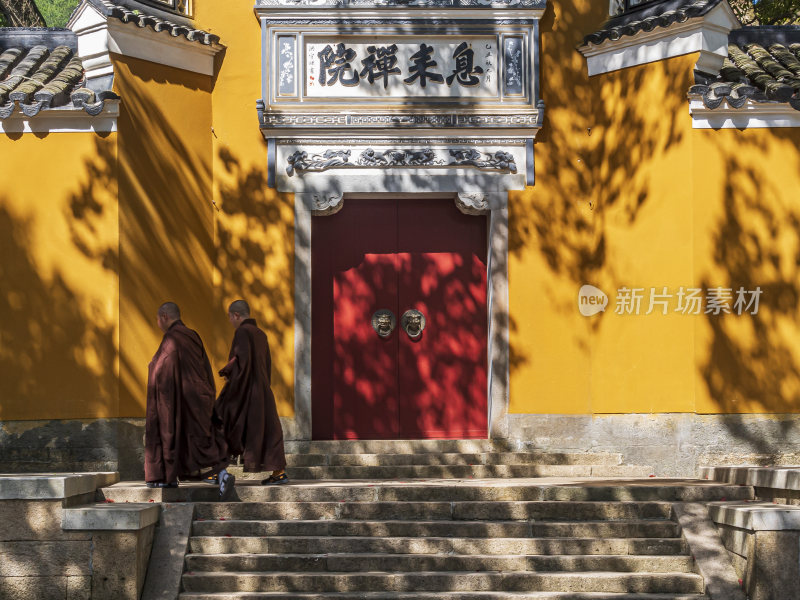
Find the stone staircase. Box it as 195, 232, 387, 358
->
230, 440, 655, 480
98, 441, 754, 599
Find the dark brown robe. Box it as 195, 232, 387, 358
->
214, 318, 286, 473
144, 320, 229, 483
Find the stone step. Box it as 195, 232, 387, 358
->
188, 535, 688, 556
257, 465, 654, 479
283, 440, 511, 454
284, 452, 624, 467
180, 571, 705, 594
193, 501, 674, 522
98, 481, 754, 504
179, 593, 708, 600
190, 519, 681, 539
184, 553, 696, 574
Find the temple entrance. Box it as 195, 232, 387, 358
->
311, 197, 488, 440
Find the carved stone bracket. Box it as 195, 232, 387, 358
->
455, 192, 506, 215
311, 192, 344, 215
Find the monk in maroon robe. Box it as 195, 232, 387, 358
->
215, 299, 288, 484
145, 302, 235, 498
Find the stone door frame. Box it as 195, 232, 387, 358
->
292, 191, 509, 440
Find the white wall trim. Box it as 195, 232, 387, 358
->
69, 2, 114, 81
69, 1, 221, 77
579, 3, 740, 76
689, 97, 800, 129
0, 102, 120, 134
106, 19, 219, 76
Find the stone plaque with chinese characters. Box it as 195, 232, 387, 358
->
256, 0, 546, 191
305, 38, 498, 99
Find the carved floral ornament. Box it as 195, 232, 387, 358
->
286, 148, 517, 176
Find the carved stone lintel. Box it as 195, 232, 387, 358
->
456, 192, 491, 215
287, 147, 517, 176
311, 192, 344, 215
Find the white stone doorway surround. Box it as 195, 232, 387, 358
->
290, 191, 511, 441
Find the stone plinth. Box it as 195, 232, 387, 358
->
708, 500, 800, 600
0, 472, 158, 600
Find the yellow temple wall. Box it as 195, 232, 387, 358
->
195, 0, 297, 417
2, 0, 799, 429
113, 54, 216, 417
0, 132, 119, 421
508, 0, 800, 417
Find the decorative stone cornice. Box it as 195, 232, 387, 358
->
688, 97, 800, 128
577, 1, 739, 77
68, 0, 223, 78
0, 101, 120, 134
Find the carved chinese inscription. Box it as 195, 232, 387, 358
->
318, 43, 360, 86
306, 39, 499, 98
447, 42, 483, 86
404, 44, 444, 88
360, 45, 402, 88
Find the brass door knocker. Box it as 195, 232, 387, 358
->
401, 309, 426, 339
371, 309, 396, 338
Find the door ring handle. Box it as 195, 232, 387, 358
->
371, 309, 396, 338
401, 309, 426, 339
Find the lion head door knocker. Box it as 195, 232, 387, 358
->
401, 309, 426, 339
371, 309, 396, 338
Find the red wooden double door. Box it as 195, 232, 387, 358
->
312, 197, 488, 440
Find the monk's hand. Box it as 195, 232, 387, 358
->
218, 357, 236, 378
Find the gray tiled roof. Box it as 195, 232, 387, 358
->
582, 0, 724, 47
0, 30, 117, 119
86, 0, 220, 46
690, 27, 800, 110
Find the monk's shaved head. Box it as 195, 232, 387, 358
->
228, 300, 250, 318
158, 302, 181, 320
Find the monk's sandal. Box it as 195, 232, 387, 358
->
218, 473, 236, 501
261, 473, 289, 486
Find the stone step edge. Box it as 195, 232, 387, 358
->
177, 594, 710, 600
178, 591, 711, 600
184, 552, 693, 559
181, 570, 703, 578
192, 518, 678, 525
189, 535, 682, 544
275, 454, 627, 466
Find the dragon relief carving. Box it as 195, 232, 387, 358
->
358, 148, 444, 166
449, 149, 517, 173
286, 149, 351, 175
286, 147, 517, 175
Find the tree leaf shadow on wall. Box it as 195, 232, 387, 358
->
697, 126, 800, 457
508, 0, 690, 339
215, 145, 296, 414
0, 203, 115, 422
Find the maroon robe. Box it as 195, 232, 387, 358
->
215, 318, 286, 473
144, 320, 229, 483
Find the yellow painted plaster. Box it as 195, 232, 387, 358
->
195, 0, 296, 417
0, 132, 119, 420
3, 0, 799, 424
113, 54, 215, 417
